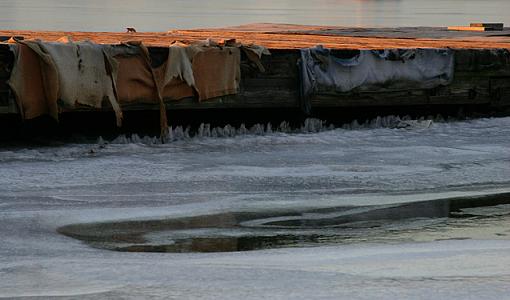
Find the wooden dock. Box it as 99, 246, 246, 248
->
1, 24, 510, 128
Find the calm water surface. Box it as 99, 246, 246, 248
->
0, 0, 509, 31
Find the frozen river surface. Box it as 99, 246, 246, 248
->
1, 117, 510, 299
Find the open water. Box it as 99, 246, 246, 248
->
0, 0, 509, 31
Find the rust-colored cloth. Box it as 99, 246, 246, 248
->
115, 55, 160, 104
8, 42, 58, 120
8, 39, 249, 132
154, 66, 195, 102
115, 51, 194, 104
113, 42, 194, 138
115, 45, 243, 104
192, 47, 241, 101
9, 40, 123, 126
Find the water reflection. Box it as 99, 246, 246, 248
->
58, 193, 510, 253
0, 0, 509, 31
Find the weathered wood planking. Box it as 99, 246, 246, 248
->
2, 26, 510, 49
470, 23, 504, 30
448, 26, 488, 32
0, 45, 510, 116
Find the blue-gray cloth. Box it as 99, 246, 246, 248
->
298, 45, 454, 113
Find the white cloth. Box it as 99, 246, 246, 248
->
39, 41, 123, 125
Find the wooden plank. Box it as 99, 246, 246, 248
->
448, 26, 487, 32
453, 49, 510, 73
242, 78, 296, 89
2, 27, 510, 50
312, 90, 430, 107
0, 105, 17, 114
245, 51, 300, 79
490, 77, 510, 106
470, 23, 504, 30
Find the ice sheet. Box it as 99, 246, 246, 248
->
1, 117, 510, 299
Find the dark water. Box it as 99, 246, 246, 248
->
1, 0, 509, 32
59, 193, 510, 253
